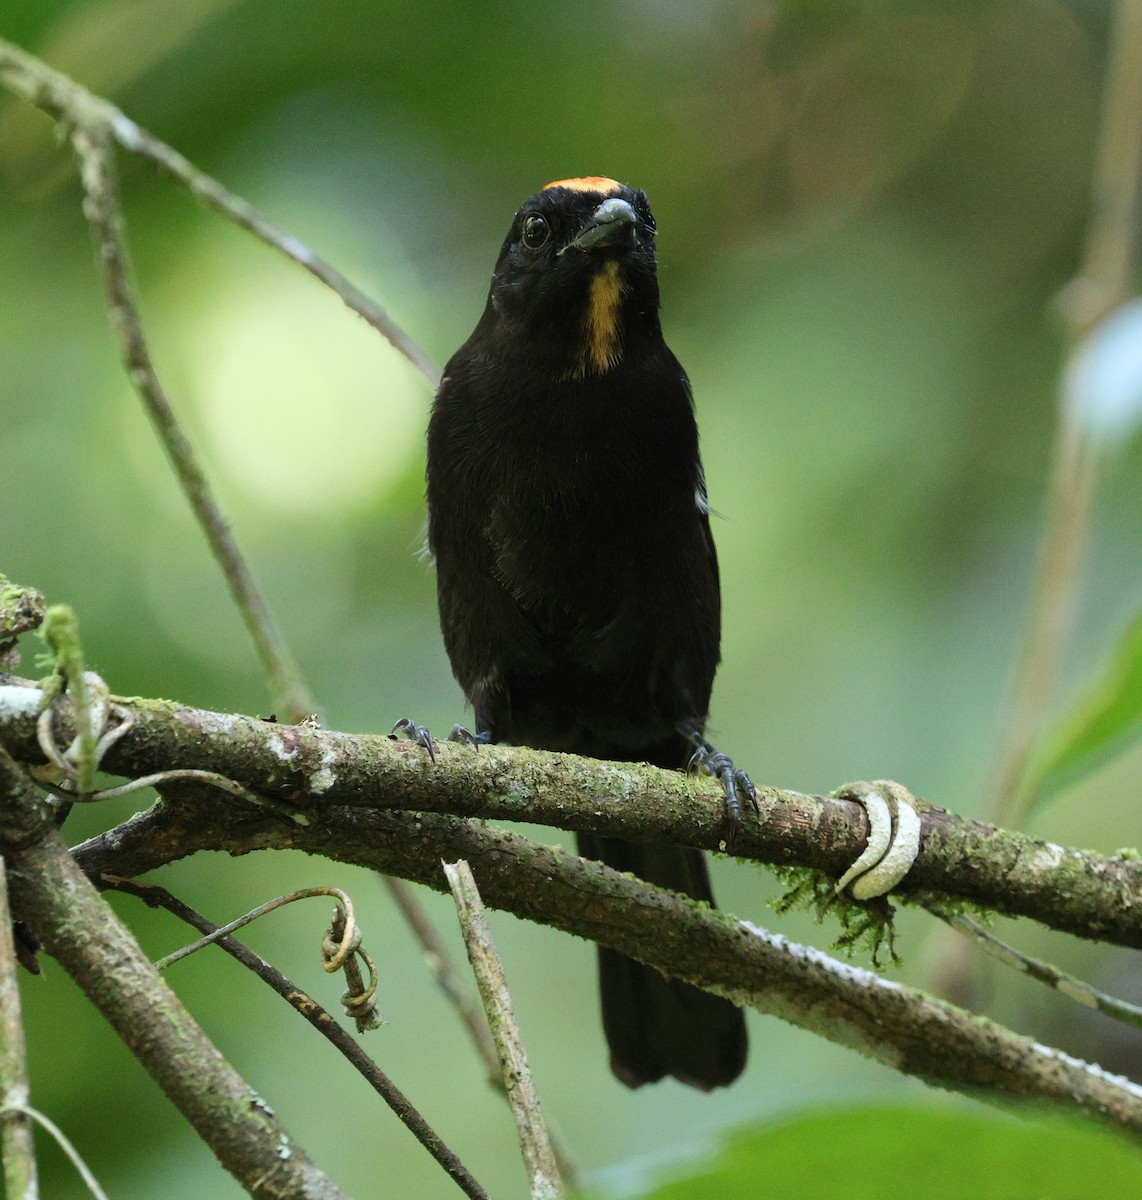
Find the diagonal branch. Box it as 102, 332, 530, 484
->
68, 119, 316, 722
0, 36, 439, 385
445, 861, 562, 1200
65, 784, 1142, 1140
104, 877, 490, 1200
929, 903, 1142, 1030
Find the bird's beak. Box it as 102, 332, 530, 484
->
559, 198, 639, 256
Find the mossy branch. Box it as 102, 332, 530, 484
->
2, 679, 1142, 1138
51, 749, 1142, 1140
0, 681, 1133, 948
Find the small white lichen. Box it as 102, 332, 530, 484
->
266, 732, 298, 764
737, 921, 906, 994
1030, 1041, 1142, 1100
1023, 842, 1067, 874
309, 745, 338, 794
0, 684, 43, 717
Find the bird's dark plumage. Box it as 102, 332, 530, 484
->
426, 177, 747, 1089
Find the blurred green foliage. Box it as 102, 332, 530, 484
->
629, 1105, 1142, 1199
1024, 609, 1142, 808
1, 1, 1140, 1197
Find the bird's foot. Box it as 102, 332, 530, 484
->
832, 780, 922, 900
682, 725, 758, 852
391, 718, 492, 763
447, 724, 492, 749
392, 717, 435, 761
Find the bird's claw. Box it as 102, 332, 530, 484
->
687, 743, 758, 852
447, 723, 492, 749
392, 717, 436, 763
392, 718, 493, 761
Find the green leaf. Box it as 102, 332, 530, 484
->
611, 1105, 1142, 1200
1020, 610, 1142, 810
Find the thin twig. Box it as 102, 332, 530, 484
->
154, 886, 356, 969
380, 878, 583, 1191
984, 0, 1142, 826
383, 876, 500, 1071
0, 858, 38, 1200
0, 37, 436, 721
0, 1106, 107, 1200
117, 124, 441, 384
103, 876, 489, 1200
151, 884, 380, 1031
78, 768, 309, 824
0, 37, 439, 386
68, 122, 316, 721
929, 904, 1142, 1030
444, 861, 563, 1200
1061, 0, 1142, 344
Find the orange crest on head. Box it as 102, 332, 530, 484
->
543, 176, 622, 195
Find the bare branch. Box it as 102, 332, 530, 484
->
66, 121, 316, 722
445, 861, 562, 1200
929, 904, 1142, 1031
381, 875, 583, 1191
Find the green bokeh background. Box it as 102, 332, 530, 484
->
2, 1, 1140, 1196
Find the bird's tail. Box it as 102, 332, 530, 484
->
576, 833, 748, 1090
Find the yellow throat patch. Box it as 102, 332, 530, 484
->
541, 179, 628, 377
578, 259, 625, 378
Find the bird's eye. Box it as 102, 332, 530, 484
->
521, 214, 550, 250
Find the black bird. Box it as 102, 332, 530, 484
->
423, 177, 750, 1090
